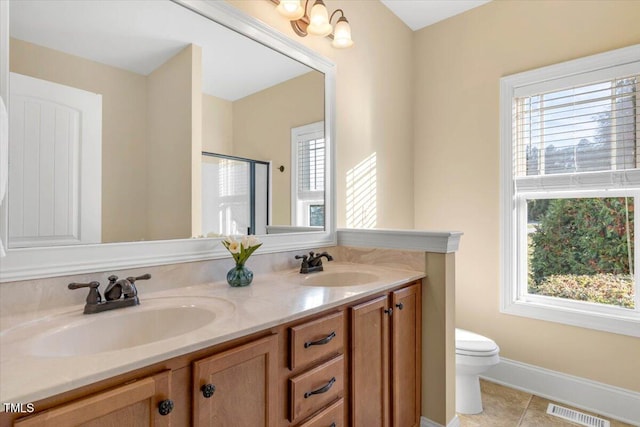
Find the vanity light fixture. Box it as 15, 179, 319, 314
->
272, 0, 354, 48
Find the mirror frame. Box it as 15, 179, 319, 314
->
0, 0, 336, 282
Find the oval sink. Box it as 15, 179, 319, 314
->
302, 271, 379, 287
29, 306, 213, 357
18, 297, 235, 358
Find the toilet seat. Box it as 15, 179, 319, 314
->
456, 328, 499, 357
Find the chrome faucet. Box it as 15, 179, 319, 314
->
68, 274, 151, 314
295, 251, 333, 274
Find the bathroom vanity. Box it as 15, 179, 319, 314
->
0, 264, 423, 426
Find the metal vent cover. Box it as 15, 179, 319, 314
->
546, 403, 611, 427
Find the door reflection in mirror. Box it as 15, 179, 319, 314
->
201, 152, 270, 237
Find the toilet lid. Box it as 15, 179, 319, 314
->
455, 328, 499, 355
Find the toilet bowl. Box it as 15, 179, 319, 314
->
455, 328, 500, 415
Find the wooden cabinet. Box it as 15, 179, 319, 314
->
297, 399, 344, 427
4, 281, 421, 427
351, 283, 422, 427
391, 284, 422, 427
351, 295, 390, 427
13, 371, 172, 427
193, 334, 278, 427
286, 312, 345, 426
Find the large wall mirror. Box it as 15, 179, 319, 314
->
0, 0, 336, 281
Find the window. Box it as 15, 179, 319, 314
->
500, 45, 640, 337
291, 122, 325, 227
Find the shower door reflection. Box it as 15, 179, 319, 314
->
201, 152, 270, 236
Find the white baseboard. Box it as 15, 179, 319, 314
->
482, 357, 640, 425
421, 415, 460, 427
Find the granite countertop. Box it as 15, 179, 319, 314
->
0, 262, 424, 405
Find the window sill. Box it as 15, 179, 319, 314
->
501, 298, 640, 338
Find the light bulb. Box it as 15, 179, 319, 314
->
307, 0, 332, 37
332, 16, 353, 48
276, 0, 305, 20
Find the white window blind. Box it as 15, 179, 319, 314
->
219, 159, 248, 197
514, 75, 639, 192
297, 138, 325, 196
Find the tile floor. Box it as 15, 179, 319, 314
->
458, 380, 636, 427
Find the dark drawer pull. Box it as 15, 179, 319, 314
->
304, 377, 336, 398
396, 302, 404, 310
330, 424, 336, 427
304, 331, 336, 348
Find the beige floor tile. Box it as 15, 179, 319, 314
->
458, 380, 532, 427
519, 396, 636, 427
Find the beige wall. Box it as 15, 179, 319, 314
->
423, 252, 456, 425
191, 49, 203, 238
226, 0, 415, 230
233, 71, 324, 225
10, 38, 149, 243
413, 0, 640, 393
202, 94, 233, 154
147, 45, 201, 240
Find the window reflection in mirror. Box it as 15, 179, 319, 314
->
5, 0, 325, 248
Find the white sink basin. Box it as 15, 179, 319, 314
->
8, 297, 234, 358
302, 271, 379, 287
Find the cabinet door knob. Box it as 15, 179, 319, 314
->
201, 383, 216, 398
384, 308, 393, 316
304, 377, 336, 398
304, 331, 336, 348
396, 302, 404, 310
158, 399, 174, 416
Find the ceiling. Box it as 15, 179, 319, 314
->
9, 0, 312, 101
380, 0, 491, 31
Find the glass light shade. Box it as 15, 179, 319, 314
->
331, 17, 353, 48
307, 1, 332, 37
276, 0, 305, 20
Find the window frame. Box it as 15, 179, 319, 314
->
500, 44, 640, 338
291, 121, 325, 227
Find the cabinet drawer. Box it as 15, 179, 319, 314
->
297, 398, 344, 427
289, 355, 344, 423
290, 311, 344, 370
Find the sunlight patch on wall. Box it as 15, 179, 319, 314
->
346, 153, 377, 228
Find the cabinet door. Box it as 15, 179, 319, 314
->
193, 335, 278, 427
14, 371, 172, 427
392, 283, 421, 427
350, 295, 389, 427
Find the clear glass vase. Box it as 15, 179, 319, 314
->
226, 263, 254, 287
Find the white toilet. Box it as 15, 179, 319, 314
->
455, 328, 500, 414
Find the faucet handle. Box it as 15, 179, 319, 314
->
295, 254, 309, 262
68, 281, 100, 290
128, 273, 151, 282
68, 281, 102, 305
120, 273, 150, 299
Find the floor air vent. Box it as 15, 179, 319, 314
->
546, 403, 610, 427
